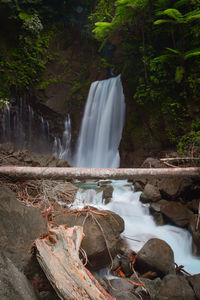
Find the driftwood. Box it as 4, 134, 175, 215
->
35, 225, 115, 300
160, 157, 200, 167
160, 157, 200, 162
0, 166, 200, 180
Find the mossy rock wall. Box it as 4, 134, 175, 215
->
36, 29, 108, 147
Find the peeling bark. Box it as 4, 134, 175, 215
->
35, 225, 115, 300
0, 166, 199, 180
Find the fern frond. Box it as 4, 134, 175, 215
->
166, 48, 181, 55
154, 19, 176, 25
184, 49, 200, 59
173, 0, 187, 9
163, 8, 184, 22
186, 10, 200, 22
151, 54, 172, 63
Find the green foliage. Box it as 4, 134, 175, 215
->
0, 0, 94, 98
0, 98, 9, 110
184, 48, 200, 59
92, 21, 116, 41
90, 0, 200, 148
177, 121, 200, 157
0, 30, 54, 95
175, 66, 184, 83
91, 0, 148, 42
37, 76, 61, 90
161, 8, 184, 22
154, 7, 200, 24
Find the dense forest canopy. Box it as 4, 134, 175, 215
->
0, 0, 200, 156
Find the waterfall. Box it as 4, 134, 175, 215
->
0, 99, 50, 153
0, 99, 71, 160
74, 75, 125, 168
53, 114, 71, 162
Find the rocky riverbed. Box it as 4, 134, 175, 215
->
0, 145, 200, 300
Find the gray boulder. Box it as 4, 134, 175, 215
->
134, 181, 145, 192
140, 184, 162, 203
107, 278, 138, 300
0, 186, 47, 270
102, 185, 114, 204
156, 274, 195, 300
54, 207, 124, 270
141, 158, 163, 168
150, 200, 168, 225
0, 144, 71, 167
159, 201, 193, 227
187, 274, 200, 299
153, 212, 165, 226
135, 238, 175, 277
191, 198, 200, 213
0, 251, 38, 300
188, 214, 200, 255
158, 177, 192, 200
135, 277, 162, 300
150, 199, 169, 213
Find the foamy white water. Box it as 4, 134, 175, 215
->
74, 75, 125, 167
53, 114, 72, 162
73, 180, 200, 274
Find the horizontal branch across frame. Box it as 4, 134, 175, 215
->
0, 166, 199, 180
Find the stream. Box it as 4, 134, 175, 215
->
72, 179, 200, 275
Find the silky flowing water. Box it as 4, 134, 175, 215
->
0, 99, 71, 161
74, 75, 125, 167
73, 180, 200, 275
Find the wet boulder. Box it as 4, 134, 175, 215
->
135, 277, 162, 300
187, 274, 200, 300
160, 201, 193, 228
134, 181, 145, 192
0, 251, 38, 300
0, 186, 47, 270
107, 278, 138, 300
156, 274, 195, 300
158, 177, 193, 200
188, 214, 200, 255
111, 251, 133, 277
135, 238, 175, 277
191, 198, 200, 213
150, 199, 168, 213
153, 212, 165, 226
140, 183, 161, 203
150, 199, 192, 228
102, 185, 114, 204
54, 207, 124, 270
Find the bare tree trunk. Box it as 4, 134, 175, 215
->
35, 225, 115, 300
0, 166, 199, 180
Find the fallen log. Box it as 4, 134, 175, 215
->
35, 225, 115, 300
0, 166, 199, 180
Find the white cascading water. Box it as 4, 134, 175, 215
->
72, 180, 200, 275
74, 75, 125, 167
1, 99, 51, 152
53, 114, 72, 163
0, 99, 71, 160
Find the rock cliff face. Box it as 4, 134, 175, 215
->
36, 29, 108, 151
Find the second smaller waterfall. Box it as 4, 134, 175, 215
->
53, 114, 72, 163
74, 75, 125, 168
